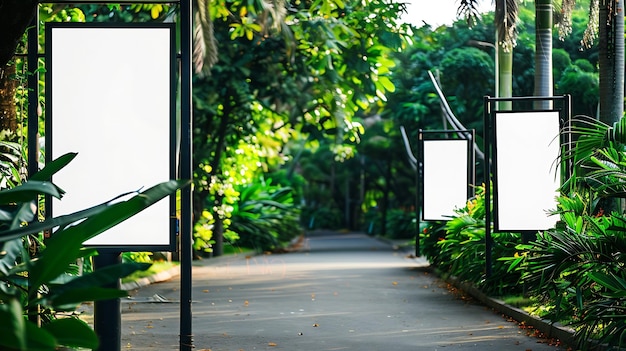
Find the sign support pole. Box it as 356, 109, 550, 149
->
180, 0, 194, 350
93, 252, 122, 351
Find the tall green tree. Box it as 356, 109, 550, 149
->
459, 0, 518, 109
559, 0, 624, 123
495, 0, 519, 109
192, 0, 409, 254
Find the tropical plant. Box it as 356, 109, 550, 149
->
505, 114, 626, 349
425, 184, 524, 296
0, 152, 187, 350
378, 208, 415, 239
512, 192, 626, 349
228, 178, 301, 252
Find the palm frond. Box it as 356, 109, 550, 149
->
555, 0, 576, 40
582, 0, 599, 48
495, 0, 519, 51
193, 0, 218, 76
457, 0, 481, 26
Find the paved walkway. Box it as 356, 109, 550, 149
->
117, 231, 566, 350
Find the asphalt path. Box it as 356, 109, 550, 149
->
117, 231, 566, 351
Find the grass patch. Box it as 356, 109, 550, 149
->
122, 260, 179, 283
502, 295, 535, 308
223, 243, 254, 255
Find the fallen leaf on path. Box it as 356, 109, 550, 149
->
392, 281, 398, 286
268, 342, 277, 346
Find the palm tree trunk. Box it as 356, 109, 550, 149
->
534, 0, 553, 109
495, 0, 518, 110
598, 0, 624, 125
597, 0, 625, 214
497, 45, 513, 110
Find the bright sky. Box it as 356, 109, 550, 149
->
402, 0, 493, 27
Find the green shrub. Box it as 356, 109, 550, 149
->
383, 208, 416, 239
509, 193, 626, 349
424, 185, 524, 296
229, 178, 301, 252
302, 205, 342, 230
0, 153, 187, 350
503, 116, 626, 350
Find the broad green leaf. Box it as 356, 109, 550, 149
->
589, 272, 626, 298
0, 299, 26, 350
377, 75, 395, 92
46, 287, 129, 311
0, 201, 107, 243
24, 321, 59, 351
29, 152, 77, 183
47, 262, 150, 299
0, 181, 62, 204
42, 318, 99, 349
30, 180, 188, 290
0, 238, 24, 276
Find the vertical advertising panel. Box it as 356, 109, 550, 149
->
494, 111, 560, 231
422, 139, 470, 221
48, 24, 175, 250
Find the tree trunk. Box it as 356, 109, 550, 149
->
495, 0, 514, 110
0, 63, 18, 132
497, 46, 513, 110
597, 0, 625, 215
598, 0, 624, 125
534, 0, 553, 109
205, 99, 233, 257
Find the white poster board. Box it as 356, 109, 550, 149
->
494, 111, 560, 231
48, 24, 174, 249
422, 139, 469, 221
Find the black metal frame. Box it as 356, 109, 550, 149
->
416, 129, 476, 255
44, 21, 178, 252
30, 2, 193, 350
483, 95, 572, 277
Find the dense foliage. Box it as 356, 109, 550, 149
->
1, 2, 624, 348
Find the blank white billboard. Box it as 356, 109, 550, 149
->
48, 24, 174, 249
422, 139, 469, 221
494, 111, 560, 231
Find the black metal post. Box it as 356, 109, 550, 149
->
180, 0, 194, 350
27, 13, 39, 177
27, 12, 40, 327
415, 131, 422, 257
483, 97, 493, 278
93, 251, 122, 351
415, 164, 420, 256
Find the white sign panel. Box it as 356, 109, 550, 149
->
48, 25, 174, 248
494, 111, 560, 231
423, 139, 469, 221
